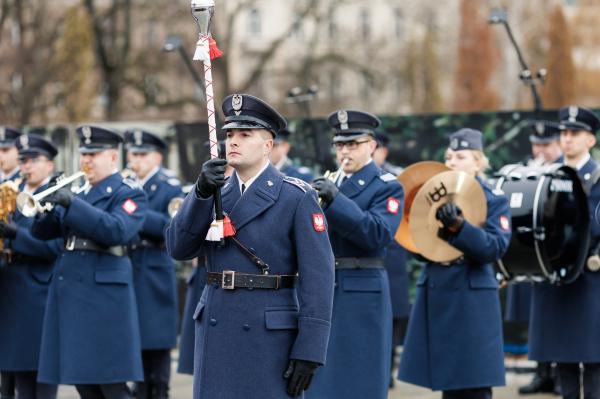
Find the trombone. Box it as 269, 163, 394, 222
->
17, 172, 86, 217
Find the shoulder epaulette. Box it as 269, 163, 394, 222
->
283, 176, 309, 193
379, 173, 396, 182
122, 178, 141, 189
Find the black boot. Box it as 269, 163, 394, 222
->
519, 362, 555, 395
154, 383, 169, 399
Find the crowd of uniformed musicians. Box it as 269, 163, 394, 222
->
0, 95, 599, 399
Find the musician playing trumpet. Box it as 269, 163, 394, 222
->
308, 110, 404, 399
0, 134, 62, 399
398, 129, 512, 399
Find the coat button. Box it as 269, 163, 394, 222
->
58, 276, 64, 281
209, 318, 217, 326
243, 324, 250, 331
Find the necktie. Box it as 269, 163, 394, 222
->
338, 176, 347, 187
241, 184, 246, 194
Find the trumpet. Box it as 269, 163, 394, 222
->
17, 172, 86, 217
318, 158, 348, 207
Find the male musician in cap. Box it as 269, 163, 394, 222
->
124, 129, 183, 399
512, 120, 562, 395
271, 127, 314, 182
307, 110, 404, 399
372, 130, 410, 388
528, 106, 600, 399
0, 134, 62, 399
166, 94, 334, 399
0, 127, 22, 183
32, 126, 147, 399
0, 126, 21, 399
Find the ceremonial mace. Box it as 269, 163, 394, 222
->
489, 8, 546, 115
191, 0, 229, 242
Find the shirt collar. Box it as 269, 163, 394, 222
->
138, 166, 160, 187
238, 161, 270, 195
341, 159, 372, 180
575, 152, 591, 171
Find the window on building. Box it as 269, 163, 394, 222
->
360, 9, 371, 39
248, 8, 261, 36
394, 9, 404, 39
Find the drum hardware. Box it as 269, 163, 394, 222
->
394, 161, 487, 263
494, 163, 589, 284
17, 171, 87, 217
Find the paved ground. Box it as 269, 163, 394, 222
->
56, 354, 557, 398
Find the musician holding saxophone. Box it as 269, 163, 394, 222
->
0, 134, 62, 399
308, 110, 404, 399
31, 126, 148, 399
398, 129, 512, 399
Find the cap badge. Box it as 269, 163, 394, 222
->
134, 130, 143, 146
569, 106, 579, 123
20, 135, 29, 150
337, 110, 349, 130
82, 126, 92, 145
0, 127, 5, 142
535, 122, 545, 135
460, 140, 469, 148
232, 94, 243, 116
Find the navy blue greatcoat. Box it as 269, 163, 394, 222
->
130, 168, 183, 349
307, 161, 404, 399
529, 158, 600, 362
166, 164, 334, 399
177, 260, 207, 375
279, 159, 314, 182
0, 183, 62, 371
32, 172, 147, 384
398, 178, 511, 391
504, 282, 532, 322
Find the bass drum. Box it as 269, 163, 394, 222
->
494, 164, 589, 284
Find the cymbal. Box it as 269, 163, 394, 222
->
395, 161, 450, 252
409, 171, 487, 263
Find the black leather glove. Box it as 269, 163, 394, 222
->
46, 172, 63, 188
195, 158, 227, 198
436, 202, 464, 239
283, 359, 319, 397
312, 178, 339, 206
43, 187, 74, 208
0, 222, 18, 239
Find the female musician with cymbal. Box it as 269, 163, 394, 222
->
398, 128, 512, 399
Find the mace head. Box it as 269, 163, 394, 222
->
191, 0, 215, 36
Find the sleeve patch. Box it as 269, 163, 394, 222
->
312, 213, 326, 232
500, 215, 510, 231
122, 198, 138, 215
387, 197, 400, 214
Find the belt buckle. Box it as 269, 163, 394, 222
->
65, 236, 76, 251
222, 270, 235, 290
